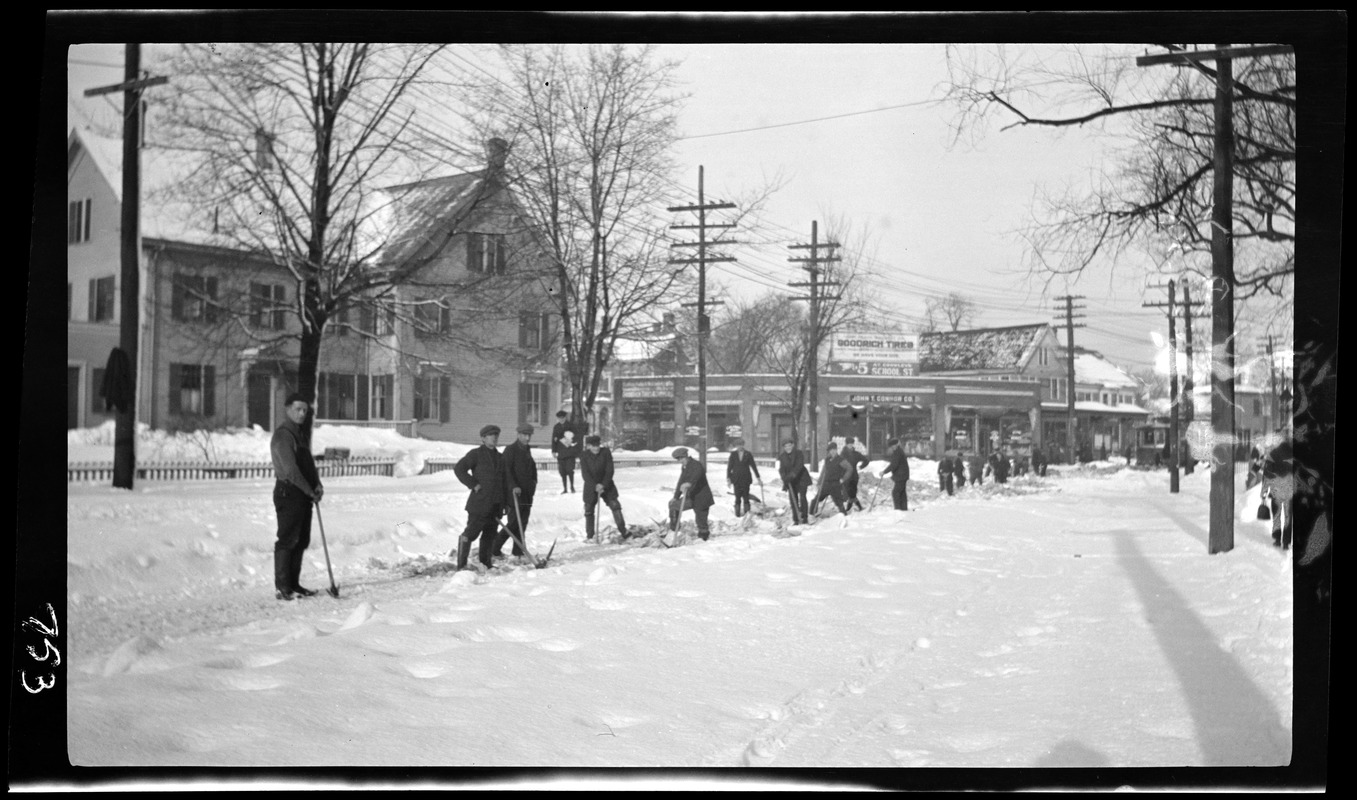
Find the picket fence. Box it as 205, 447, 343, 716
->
67, 456, 398, 483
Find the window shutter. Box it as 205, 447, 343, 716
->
83, 199, 92, 241
205, 277, 220, 323
88, 279, 97, 320
494, 236, 506, 273
203, 365, 216, 417
357, 374, 370, 421
439, 305, 450, 334
168, 364, 182, 415
466, 233, 478, 272
273, 284, 287, 330
439, 376, 451, 423
518, 313, 529, 348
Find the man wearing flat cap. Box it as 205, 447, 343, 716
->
493, 423, 538, 560
580, 434, 629, 541
726, 437, 761, 518
452, 425, 508, 569
776, 439, 812, 525
669, 447, 715, 540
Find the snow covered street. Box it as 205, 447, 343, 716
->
64, 430, 1292, 773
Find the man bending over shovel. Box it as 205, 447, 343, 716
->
669, 447, 715, 541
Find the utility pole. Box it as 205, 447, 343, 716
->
1144, 281, 1189, 493
788, 221, 841, 461
1053, 295, 1085, 464
85, 44, 168, 490
1137, 43, 1293, 553
1258, 334, 1280, 430
668, 166, 736, 467
1180, 281, 1206, 474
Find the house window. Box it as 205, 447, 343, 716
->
1253, 397, 1264, 416
414, 298, 450, 338
172, 274, 220, 323
68, 198, 92, 244
318, 372, 367, 420
370, 374, 394, 421
1047, 377, 1066, 401
168, 363, 216, 417
518, 380, 548, 427
250, 282, 287, 330
89, 275, 116, 322
467, 232, 507, 274
519, 311, 549, 350
1038, 347, 1048, 366
361, 301, 396, 336
89, 367, 106, 414
414, 375, 452, 423
330, 304, 350, 337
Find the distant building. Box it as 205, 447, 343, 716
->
66, 128, 560, 440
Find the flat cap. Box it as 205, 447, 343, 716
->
479, 424, 501, 438
516, 423, 535, 435
672, 447, 690, 459
585, 434, 601, 446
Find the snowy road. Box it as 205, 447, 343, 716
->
65, 463, 1292, 769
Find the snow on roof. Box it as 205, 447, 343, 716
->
370, 172, 486, 267
1073, 352, 1139, 388
918, 324, 1048, 372
612, 335, 677, 362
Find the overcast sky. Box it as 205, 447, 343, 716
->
66, 38, 1272, 375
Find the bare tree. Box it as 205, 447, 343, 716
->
152, 43, 541, 432
943, 44, 1295, 302
705, 293, 793, 374
463, 44, 693, 433
920, 291, 981, 332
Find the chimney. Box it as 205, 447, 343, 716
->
485, 137, 509, 173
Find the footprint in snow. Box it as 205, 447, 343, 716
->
202, 652, 290, 670
338, 601, 377, 631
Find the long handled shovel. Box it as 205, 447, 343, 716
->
508, 495, 554, 569
313, 501, 340, 598
866, 478, 883, 511
663, 485, 691, 547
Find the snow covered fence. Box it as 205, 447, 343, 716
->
67, 456, 398, 483
420, 455, 675, 475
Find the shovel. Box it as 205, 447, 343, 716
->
313, 501, 341, 598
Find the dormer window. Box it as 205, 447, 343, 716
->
68, 198, 92, 243
467, 232, 507, 274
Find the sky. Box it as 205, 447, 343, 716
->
48, 421, 1308, 789
62, 28, 1297, 377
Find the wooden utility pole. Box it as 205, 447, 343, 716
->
788, 221, 841, 461
1053, 295, 1085, 464
1137, 43, 1293, 553
668, 166, 736, 467
84, 44, 168, 489
1145, 281, 1183, 493
1179, 281, 1206, 473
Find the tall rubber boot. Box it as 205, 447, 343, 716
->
456, 537, 471, 570
585, 512, 596, 541
274, 549, 292, 593
611, 507, 628, 538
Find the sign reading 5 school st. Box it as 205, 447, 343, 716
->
828, 332, 919, 375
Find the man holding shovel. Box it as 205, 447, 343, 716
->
270, 393, 324, 601
580, 434, 629, 541
494, 423, 538, 562
452, 425, 508, 570
726, 437, 761, 518
669, 447, 714, 541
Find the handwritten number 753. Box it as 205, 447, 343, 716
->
19, 604, 59, 694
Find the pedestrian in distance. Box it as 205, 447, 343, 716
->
992, 449, 1011, 484
968, 450, 985, 486
812, 442, 850, 516
551, 410, 579, 494
841, 436, 869, 511
953, 449, 968, 490
493, 423, 538, 561
270, 392, 325, 601
669, 447, 715, 540
452, 425, 508, 570
938, 452, 955, 496
726, 437, 761, 517
1031, 446, 1047, 477
776, 439, 813, 525
580, 434, 629, 541
879, 437, 911, 511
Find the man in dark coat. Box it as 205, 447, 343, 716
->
726, 437, 762, 517
493, 423, 538, 560
841, 437, 870, 511
581, 434, 629, 541
812, 442, 850, 517
776, 439, 812, 525
953, 449, 968, 489
453, 425, 508, 570
938, 453, 955, 496
669, 447, 715, 540
992, 449, 1011, 484
1031, 446, 1047, 477
551, 410, 578, 494
270, 393, 324, 601
880, 438, 911, 511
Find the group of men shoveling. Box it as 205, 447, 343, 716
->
270, 392, 913, 600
